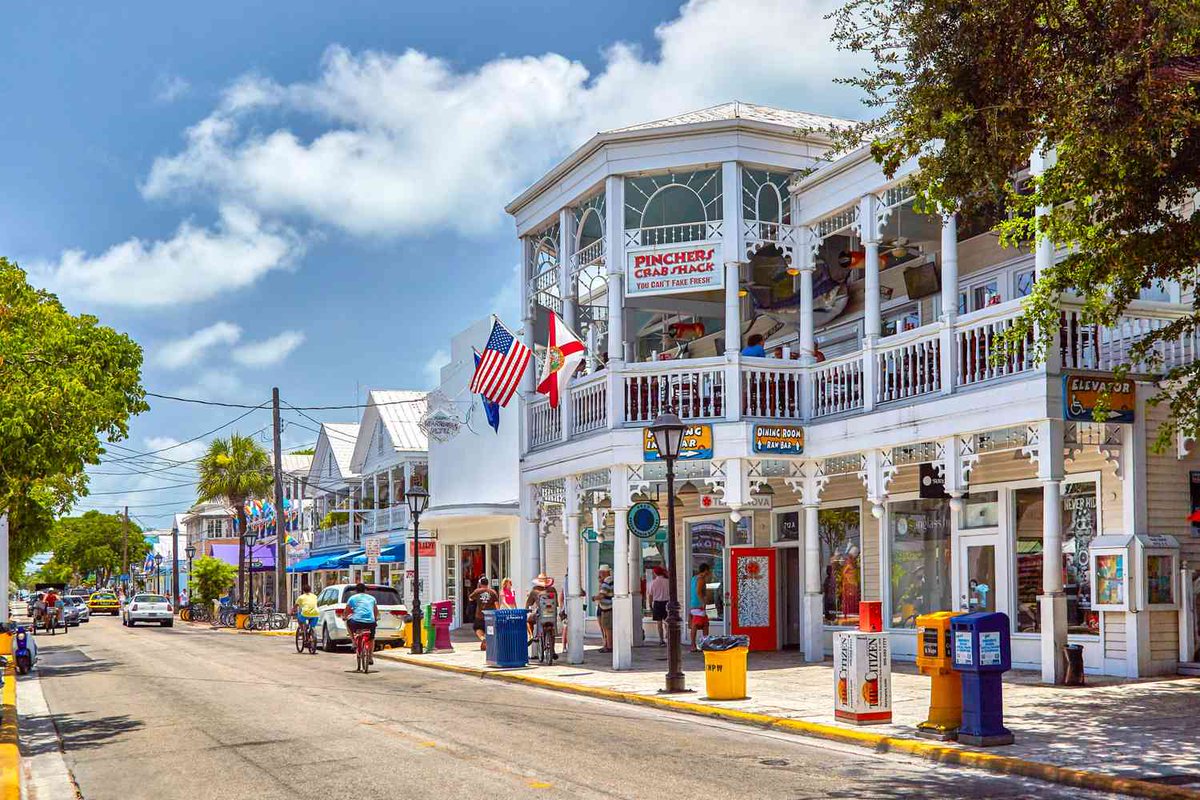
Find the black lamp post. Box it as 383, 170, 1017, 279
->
154, 554, 163, 594
185, 545, 196, 605
241, 529, 259, 609
407, 485, 430, 655
649, 411, 687, 693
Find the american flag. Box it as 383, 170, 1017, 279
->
469, 317, 531, 407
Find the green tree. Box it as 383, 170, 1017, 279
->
43, 511, 149, 587
830, 1, 1200, 444
195, 434, 272, 604
0, 258, 147, 552
189, 555, 237, 605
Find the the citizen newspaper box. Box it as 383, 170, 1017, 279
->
833, 601, 892, 725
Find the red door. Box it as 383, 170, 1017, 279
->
729, 547, 778, 651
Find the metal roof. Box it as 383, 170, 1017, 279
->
603, 101, 853, 135
369, 390, 428, 452
323, 423, 361, 477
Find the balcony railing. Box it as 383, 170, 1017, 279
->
313, 522, 354, 551
360, 506, 410, 535
524, 297, 1198, 452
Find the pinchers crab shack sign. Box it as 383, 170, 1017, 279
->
626, 243, 723, 297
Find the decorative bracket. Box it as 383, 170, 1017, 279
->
934, 436, 977, 498
785, 460, 828, 507
1022, 420, 1065, 481
853, 194, 892, 245
704, 460, 729, 503
625, 465, 651, 505
1178, 429, 1195, 460
858, 449, 897, 516
1098, 423, 1124, 479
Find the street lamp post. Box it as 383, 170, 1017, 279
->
406, 486, 430, 655
241, 529, 259, 609
154, 554, 163, 595
185, 545, 196, 607
649, 411, 687, 694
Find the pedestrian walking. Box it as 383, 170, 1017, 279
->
689, 563, 712, 651
648, 566, 670, 645
592, 565, 614, 653
499, 577, 516, 609
467, 577, 500, 651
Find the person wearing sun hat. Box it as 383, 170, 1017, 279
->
593, 565, 614, 653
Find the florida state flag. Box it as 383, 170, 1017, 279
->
536, 312, 586, 408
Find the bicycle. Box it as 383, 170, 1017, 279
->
352, 626, 374, 673
529, 620, 557, 666
294, 616, 317, 655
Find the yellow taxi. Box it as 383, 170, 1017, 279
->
87, 591, 120, 615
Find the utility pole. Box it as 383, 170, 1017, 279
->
122, 506, 129, 594
171, 518, 180, 609
272, 387, 287, 613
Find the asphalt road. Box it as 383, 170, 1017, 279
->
23, 616, 1118, 800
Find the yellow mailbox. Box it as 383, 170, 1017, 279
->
915, 611, 964, 739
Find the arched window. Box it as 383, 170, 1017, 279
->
641, 184, 707, 229
576, 207, 604, 252
756, 183, 783, 225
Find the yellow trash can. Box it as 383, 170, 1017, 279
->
235, 613, 249, 630
401, 621, 429, 648
0, 632, 11, 657
703, 646, 749, 700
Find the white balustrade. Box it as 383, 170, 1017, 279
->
623, 358, 726, 423
810, 353, 864, 418
313, 522, 353, 551
570, 372, 608, 435
875, 327, 942, 404
955, 302, 1035, 386
742, 358, 803, 419
625, 222, 721, 248
528, 397, 561, 450
1061, 301, 1197, 374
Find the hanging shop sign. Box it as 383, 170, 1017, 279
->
752, 425, 804, 455
626, 242, 723, 298
700, 493, 772, 510
918, 462, 949, 500
365, 537, 383, 571
416, 540, 437, 557
1062, 374, 1135, 423
627, 502, 661, 539
581, 527, 600, 543
643, 424, 713, 461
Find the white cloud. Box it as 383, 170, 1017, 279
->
143, 435, 208, 462
156, 322, 243, 369
488, 263, 522, 326
143, 0, 862, 238
154, 74, 191, 103
175, 369, 247, 403
232, 330, 306, 367
422, 348, 450, 388
32, 205, 304, 308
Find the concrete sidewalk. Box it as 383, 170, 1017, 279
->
381, 637, 1200, 797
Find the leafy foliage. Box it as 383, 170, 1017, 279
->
195, 433, 273, 546
190, 555, 237, 604
829, 0, 1200, 445
0, 258, 147, 547
39, 511, 149, 587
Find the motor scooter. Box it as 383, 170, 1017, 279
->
12, 625, 35, 675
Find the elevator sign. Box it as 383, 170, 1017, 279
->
1063, 373, 1135, 423
626, 242, 723, 297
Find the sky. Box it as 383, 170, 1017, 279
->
1, 0, 868, 528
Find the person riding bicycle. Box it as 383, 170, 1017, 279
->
344, 583, 378, 661
293, 582, 319, 637
43, 589, 61, 633
524, 574, 559, 661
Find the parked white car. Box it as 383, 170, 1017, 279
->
122, 593, 174, 627
314, 584, 408, 651
63, 596, 90, 623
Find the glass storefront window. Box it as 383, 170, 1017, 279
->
774, 512, 800, 543
1014, 481, 1100, 634
960, 491, 999, 529
688, 520, 726, 621
819, 507, 862, 626
888, 499, 952, 628
1146, 555, 1175, 605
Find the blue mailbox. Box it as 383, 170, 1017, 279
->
950, 611, 1014, 746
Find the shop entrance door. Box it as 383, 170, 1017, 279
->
459, 545, 486, 623
730, 548, 778, 651
778, 548, 801, 648
957, 530, 1009, 620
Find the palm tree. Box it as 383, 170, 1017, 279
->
196, 433, 273, 606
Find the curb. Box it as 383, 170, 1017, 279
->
0, 665, 19, 800
377, 652, 1200, 800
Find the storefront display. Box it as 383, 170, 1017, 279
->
1013, 481, 1099, 634
888, 499, 952, 628
1146, 555, 1175, 606
688, 519, 728, 621
820, 506, 862, 626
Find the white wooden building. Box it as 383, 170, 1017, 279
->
506, 101, 1200, 679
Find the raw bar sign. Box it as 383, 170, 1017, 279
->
752, 424, 804, 455
626, 243, 723, 297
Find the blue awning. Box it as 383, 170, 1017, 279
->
326, 550, 364, 567
349, 544, 406, 565
286, 550, 350, 573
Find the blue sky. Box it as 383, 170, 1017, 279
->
2, 0, 865, 527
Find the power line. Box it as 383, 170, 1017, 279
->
147, 390, 426, 411
102, 404, 269, 463
83, 480, 197, 496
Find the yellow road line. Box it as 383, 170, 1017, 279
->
377, 652, 1200, 800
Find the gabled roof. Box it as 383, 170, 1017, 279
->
307, 423, 360, 492
272, 452, 314, 477
604, 101, 853, 135
349, 391, 428, 473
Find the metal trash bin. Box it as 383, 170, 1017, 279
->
492, 608, 530, 668
483, 610, 500, 665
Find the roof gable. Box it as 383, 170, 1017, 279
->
350, 390, 428, 473
307, 422, 359, 490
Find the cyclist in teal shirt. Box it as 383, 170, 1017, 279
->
344, 583, 379, 645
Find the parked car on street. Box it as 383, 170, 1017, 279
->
122, 593, 174, 627
63, 596, 90, 623
87, 591, 120, 615
61, 600, 82, 627
314, 584, 408, 651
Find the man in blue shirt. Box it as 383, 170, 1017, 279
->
741, 334, 767, 357
344, 583, 379, 658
